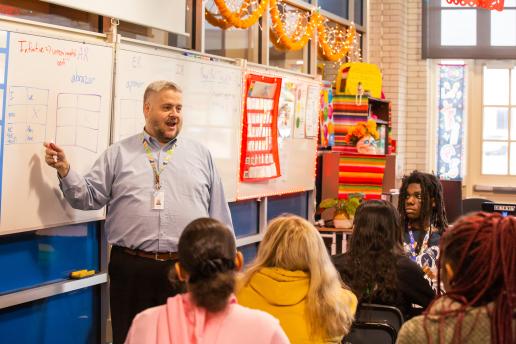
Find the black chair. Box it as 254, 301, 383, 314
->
342, 322, 397, 344
462, 197, 492, 215
440, 179, 463, 223
355, 303, 404, 334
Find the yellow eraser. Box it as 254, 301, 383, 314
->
70, 269, 95, 279
70, 269, 87, 278
82, 270, 95, 277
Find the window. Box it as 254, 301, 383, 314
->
318, 0, 365, 24
117, 0, 192, 49
319, 0, 349, 18
481, 67, 516, 175
491, 7, 516, 46
423, 0, 516, 58
205, 21, 259, 61
440, 9, 476, 46
204, 1, 259, 61
117, 20, 191, 49
354, 0, 364, 26
268, 2, 309, 73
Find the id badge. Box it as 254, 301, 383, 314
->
152, 190, 165, 210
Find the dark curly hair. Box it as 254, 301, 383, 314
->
347, 200, 403, 303
398, 171, 448, 251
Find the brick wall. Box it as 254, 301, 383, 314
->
368, 0, 431, 178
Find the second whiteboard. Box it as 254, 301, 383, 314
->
113, 41, 243, 202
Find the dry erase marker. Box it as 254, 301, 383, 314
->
49, 142, 58, 163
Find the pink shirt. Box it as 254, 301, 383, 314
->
125, 293, 290, 344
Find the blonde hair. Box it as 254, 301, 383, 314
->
240, 214, 354, 339
143, 80, 182, 104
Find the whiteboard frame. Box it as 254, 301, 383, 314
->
0, 14, 108, 41
0, 18, 115, 235
119, 36, 238, 63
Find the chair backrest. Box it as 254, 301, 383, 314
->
342, 322, 396, 344
440, 179, 463, 223
462, 197, 492, 215
355, 303, 404, 334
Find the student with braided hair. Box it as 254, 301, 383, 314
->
396, 212, 516, 344
398, 170, 448, 289
125, 218, 289, 344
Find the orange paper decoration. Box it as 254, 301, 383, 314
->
269, 0, 321, 51
209, 0, 268, 29
445, 0, 504, 11
204, 0, 358, 61
318, 25, 356, 62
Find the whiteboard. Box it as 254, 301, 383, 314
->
237, 66, 320, 200
41, 0, 187, 36
113, 40, 243, 202
0, 29, 113, 235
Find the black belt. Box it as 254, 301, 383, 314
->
113, 245, 178, 261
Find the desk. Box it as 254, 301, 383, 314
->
316, 226, 353, 255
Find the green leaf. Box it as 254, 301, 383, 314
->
319, 198, 338, 209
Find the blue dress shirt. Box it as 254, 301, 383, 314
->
59, 131, 233, 252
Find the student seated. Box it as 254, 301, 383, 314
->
398, 171, 448, 290
333, 200, 435, 320
125, 218, 290, 344
237, 214, 356, 344
396, 212, 515, 344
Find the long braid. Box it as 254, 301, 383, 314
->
427, 212, 516, 344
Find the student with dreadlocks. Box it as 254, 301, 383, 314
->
398, 170, 448, 289
396, 212, 516, 344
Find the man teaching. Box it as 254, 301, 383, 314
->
43, 80, 233, 344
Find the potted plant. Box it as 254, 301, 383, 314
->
318, 193, 363, 229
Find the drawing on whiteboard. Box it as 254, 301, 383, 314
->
131, 55, 142, 69
5, 86, 48, 145
126, 80, 144, 92
200, 65, 233, 84
16, 39, 79, 66
118, 98, 144, 141
55, 93, 101, 153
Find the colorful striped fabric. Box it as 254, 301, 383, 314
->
332, 94, 368, 148
333, 95, 369, 112
332, 145, 357, 153
338, 153, 386, 200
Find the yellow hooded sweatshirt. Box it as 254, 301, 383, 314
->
236, 267, 357, 344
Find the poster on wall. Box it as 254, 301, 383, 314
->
293, 84, 307, 138
305, 85, 320, 138
437, 64, 465, 180
278, 80, 295, 139
240, 74, 282, 182
319, 82, 334, 147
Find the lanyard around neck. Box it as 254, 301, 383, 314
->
408, 229, 430, 261
142, 139, 175, 190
